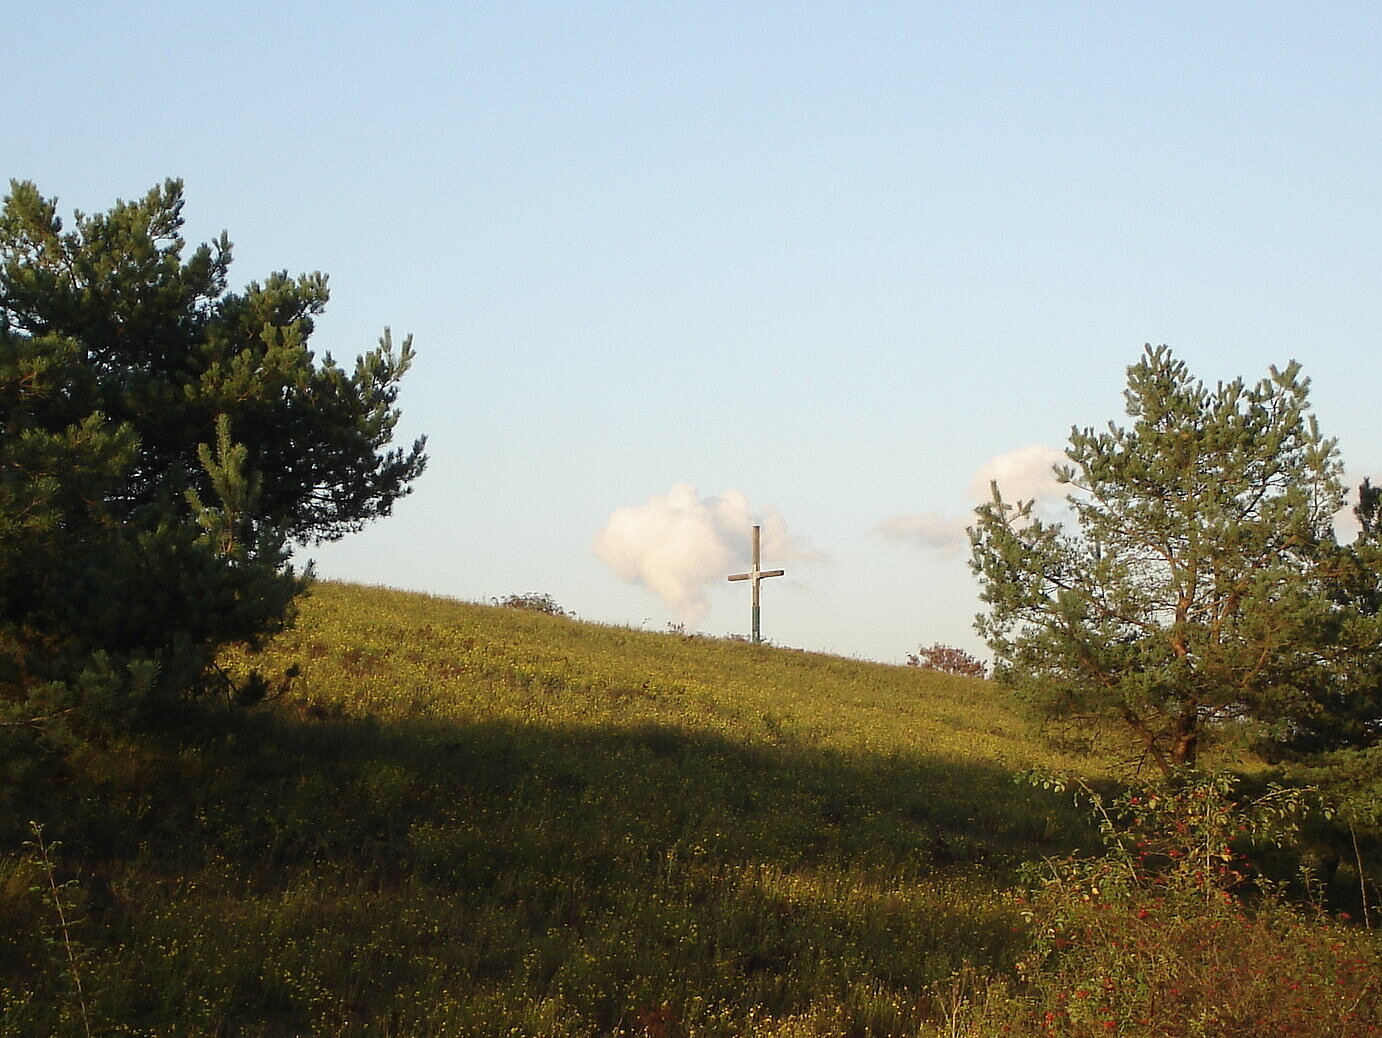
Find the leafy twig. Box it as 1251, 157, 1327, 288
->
27, 822, 91, 1038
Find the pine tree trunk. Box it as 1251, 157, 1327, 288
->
1170, 711, 1199, 770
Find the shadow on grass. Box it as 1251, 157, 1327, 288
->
100, 707, 1090, 875
3, 706, 1097, 1036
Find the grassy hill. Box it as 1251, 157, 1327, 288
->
0, 581, 1336, 1036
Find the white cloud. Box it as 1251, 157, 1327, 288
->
967, 444, 1069, 505
1334, 465, 1381, 542
877, 443, 1069, 553
873, 512, 970, 555
593, 485, 818, 625
883, 445, 1382, 557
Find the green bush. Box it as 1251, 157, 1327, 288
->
492, 592, 572, 617
948, 772, 1382, 1037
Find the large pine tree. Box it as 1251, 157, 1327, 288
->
0, 179, 426, 723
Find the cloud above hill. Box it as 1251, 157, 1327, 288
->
594, 485, 822, 625
877, 444, 1068, 552
965, 444, 1068, 504
873, 512, 971, 556
881, 445, 1379, 553
1334, 463, 1382, 542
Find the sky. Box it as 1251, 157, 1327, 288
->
10, 2, 1382, 663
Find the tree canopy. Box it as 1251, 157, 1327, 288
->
0, 178, 426, 723
969, 345, 1381, 776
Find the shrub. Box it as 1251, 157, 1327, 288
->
907, 644, 988, 679
491, 593, 571, 617
944, 772, 1382, 1037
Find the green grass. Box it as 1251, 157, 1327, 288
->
0, 582, 1240, 1035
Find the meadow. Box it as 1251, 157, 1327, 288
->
1, 582, 1376, 1036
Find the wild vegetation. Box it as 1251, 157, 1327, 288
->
0, 581, 1096, 1036
905, 644, 989, 680
0, 582, 1376, 1036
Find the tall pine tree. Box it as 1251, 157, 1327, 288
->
0, 179, 426, 725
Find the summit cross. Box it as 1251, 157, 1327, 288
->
727, 524, 784, 644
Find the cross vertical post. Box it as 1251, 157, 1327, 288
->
727, 524, 785, 644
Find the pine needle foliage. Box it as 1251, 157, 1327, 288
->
0, 180, 426, 726
970, 345, 1382, 777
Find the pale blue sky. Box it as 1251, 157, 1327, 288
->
11, 2, 1381, 661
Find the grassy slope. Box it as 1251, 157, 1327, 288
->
3, 582, 1109, 1037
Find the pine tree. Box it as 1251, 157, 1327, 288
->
970, 345, 1380, 775
0, 179, 427, 724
